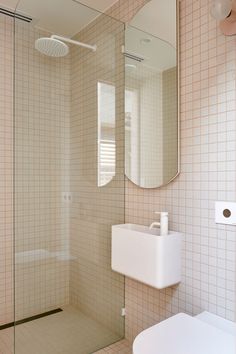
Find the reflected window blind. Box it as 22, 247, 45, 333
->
98, 139, 115, 186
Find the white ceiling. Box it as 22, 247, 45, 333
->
0, 0, 118, 12
0, 0, 18, 9
1, 0, 176, 45
0, 0, 118, 37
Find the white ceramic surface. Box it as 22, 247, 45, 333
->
133, 312, 236, 354
111, 223, 182, 289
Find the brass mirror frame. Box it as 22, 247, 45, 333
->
125, 0, 180, 189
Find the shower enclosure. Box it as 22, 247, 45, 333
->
0, 1, 125, 353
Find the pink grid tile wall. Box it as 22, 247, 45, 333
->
0, 13, 14, 327
0, 0, 236, 352
0, 13, 14, 354
70, 12, 125, 336
14, 20, 71, 320
163, 67, 178, 182
125, 0, 236, 342
125, 64, 164, 187
106, 0, 150, 23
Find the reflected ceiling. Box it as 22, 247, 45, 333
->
130, 0, 176, 47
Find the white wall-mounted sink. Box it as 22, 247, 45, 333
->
112, 224, 182, 289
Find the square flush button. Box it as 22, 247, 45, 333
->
215, 201, 236, 225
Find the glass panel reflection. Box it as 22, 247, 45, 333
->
97, 81, 116, 187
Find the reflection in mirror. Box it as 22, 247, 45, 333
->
125, 0, 178, 189
97, 81, 116, 187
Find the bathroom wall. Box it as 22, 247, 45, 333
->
69, 13, 125, 335
64, 0, 187, 341
125, 66, 163, 186
0, 12, 14, 354
163, 66, 178, 182
0, 0, 147, 330
14, 20, 70, 320
67, 0, 150, 336
125, 0, 236, 341
0, 13, 14, 327
139, 69, 163, 186
105, 0, 150, 23
1, 0, 235, 350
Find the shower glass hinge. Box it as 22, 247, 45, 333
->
121, 307, 126, 317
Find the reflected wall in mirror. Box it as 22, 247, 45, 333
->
125, 0, 179, 189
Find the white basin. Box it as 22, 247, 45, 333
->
111, 223, 182, 289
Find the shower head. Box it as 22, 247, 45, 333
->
35, 34, 97, 57
35, 37, 69, 57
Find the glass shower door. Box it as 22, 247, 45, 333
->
0, 9, 14, 354
13, 1, 125, 353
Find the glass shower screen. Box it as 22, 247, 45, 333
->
13, 1, 125, 353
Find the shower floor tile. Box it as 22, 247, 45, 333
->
0, 327, 14, 354
0, 306, 123, 354
94, 339, 132, 353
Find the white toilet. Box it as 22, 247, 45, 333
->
133, 311, 236, 354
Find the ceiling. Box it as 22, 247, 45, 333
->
125, 0, 176, 72
130, 0, 176, 48
126, 26, 176, 72
0, 0, 177, 52
0, 0, 118, 12
0, 0, 17, 9
0, 0, 118, 37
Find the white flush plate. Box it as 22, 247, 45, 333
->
215, 201, 236, 225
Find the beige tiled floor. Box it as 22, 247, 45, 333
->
94, 339, 132, 354
0, 306, 125, 354
0, 327, 14, 354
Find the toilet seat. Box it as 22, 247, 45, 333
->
133, 312, 236, 354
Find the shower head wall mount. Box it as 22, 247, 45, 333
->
35, 34, 97, 57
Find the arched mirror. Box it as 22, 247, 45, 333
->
125, 0, 179, 188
